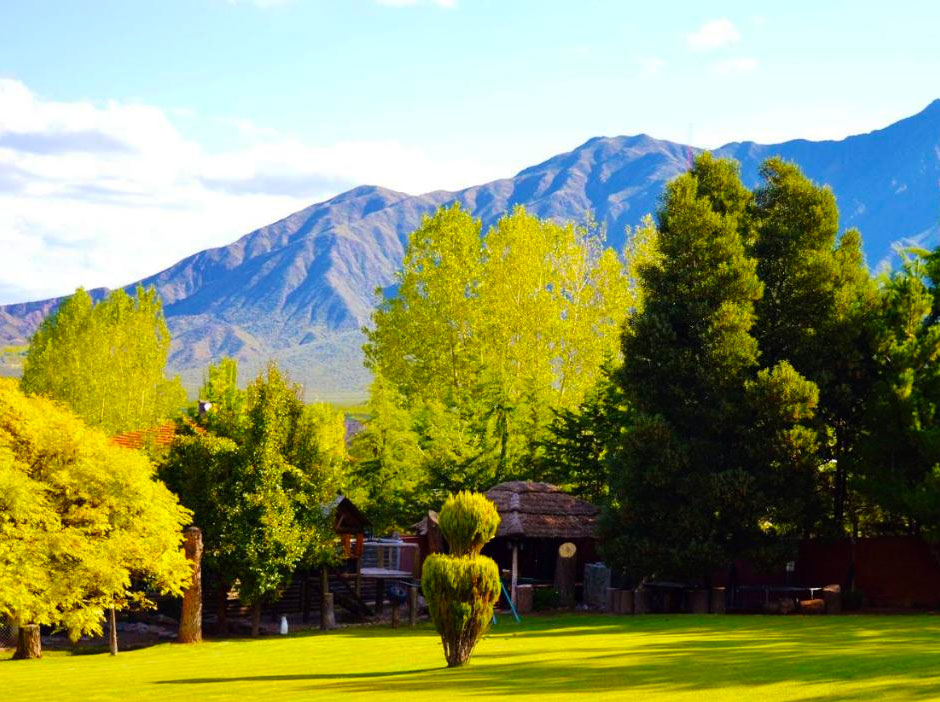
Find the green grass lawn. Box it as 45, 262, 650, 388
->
4, 613, 940, 701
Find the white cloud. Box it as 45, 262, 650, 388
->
0, 79, 496, 304
687, 19, 740, 51
710, 57, 758, 75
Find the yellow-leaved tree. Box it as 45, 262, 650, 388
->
0, 379, 192, 659
21, 286, 186, 436
355, 204, 657, 530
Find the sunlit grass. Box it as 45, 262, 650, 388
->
4, 614, 940, 701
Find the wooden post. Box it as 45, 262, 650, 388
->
320, 566, 336, 630
355, 534, 363, 597
109, 606, 118, 655
634, 587, 649, 614
374, 579, 384, 617
618, 589, 634, 615
179, 526, 203, 643
251, 602, 261, 637
689, 589, 709, 614
515, 584, 534, 614
217, 581, 229, 635
409, 584, 418, 626
301, 576, 310, 624
391, 601, 400, 628
554, 542, 577, 607
12, 624, 41, 660
823, 584, 842, 614
710, 587, 726, 614
511, 543, 519, 607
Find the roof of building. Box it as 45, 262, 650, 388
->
324, 494, 371, 533
484, 481, 599, 540
110, 422, 178, 451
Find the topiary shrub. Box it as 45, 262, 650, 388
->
422, 554, 500, 666
438, 491, 500, 556
422, 491, 501, 666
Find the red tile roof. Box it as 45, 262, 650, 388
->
111, 422, 178, 450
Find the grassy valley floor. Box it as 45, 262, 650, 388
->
3, 613, 940, 701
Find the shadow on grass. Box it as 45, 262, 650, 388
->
153, 615, 940, 701
156, 668, 443, 684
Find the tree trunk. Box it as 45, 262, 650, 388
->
12, 624, 41, 660
833, 439, 846, 533
510, 543, 519, 606
319, 566, 334, 630
109, 607, 118, 656
179, 526, 203, 643
554, 544, 577, 607
409, 584, 418, 627
251, 602, 261, 637
216, 581, 229, 636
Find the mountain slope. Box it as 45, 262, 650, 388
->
2, 102, 939, 400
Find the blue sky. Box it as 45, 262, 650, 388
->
0, 0, 937, 303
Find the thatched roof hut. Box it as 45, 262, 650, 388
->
482, 482, 600, 604
485, 481, 598, 540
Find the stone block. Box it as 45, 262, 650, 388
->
823, 584, 841, 614
516, 584, 533, 614
800, 598, 825, 614
688, 589, 709, 614
710, 587, 726, 614
634, 587, 650, 614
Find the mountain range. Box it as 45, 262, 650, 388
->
2, 101, 939, 401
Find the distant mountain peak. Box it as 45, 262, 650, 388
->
2, 105, 939, 400
329, 184, 409, 202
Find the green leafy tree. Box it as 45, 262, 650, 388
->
361, 204, 637, 527
422, 492, 501, 667
22, 286, 186, 435
0, 379, 191, 659
160, 360, 345, 635
348, 375, 426, 533
604, 154, 820, 583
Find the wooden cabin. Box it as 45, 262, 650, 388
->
482, 481, 599, 604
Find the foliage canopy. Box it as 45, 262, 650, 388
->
0, 378, 191, 641
356, 204, 655, 530
21, 286, 186, 435
160, 359, 346, 610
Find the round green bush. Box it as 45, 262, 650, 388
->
439, 491, 501, 556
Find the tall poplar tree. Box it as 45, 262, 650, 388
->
22, 286, 185, 435
358, 204, 636, 527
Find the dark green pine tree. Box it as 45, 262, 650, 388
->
852, 249, 940, 537
536, 364, 626, 503
749, 158, 879, 534
603, 154, 819, 584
